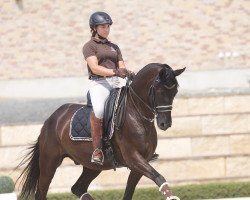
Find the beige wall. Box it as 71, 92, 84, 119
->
1, 94, 250, 191
0, 0, 249, 79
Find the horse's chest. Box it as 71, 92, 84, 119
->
132, 126, 157, 149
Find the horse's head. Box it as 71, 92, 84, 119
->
151, 65, 185, 130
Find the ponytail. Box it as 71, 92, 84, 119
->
91, 28, 97, 37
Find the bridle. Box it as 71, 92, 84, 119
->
128, 76, 176, 122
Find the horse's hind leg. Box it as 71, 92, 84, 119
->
36, 153, 62, 200
123, 171, 142, 200
71, 167, 101, 199
35, 132, 63, 199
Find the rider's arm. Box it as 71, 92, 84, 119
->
117, 45, 126, 69
86, 56, 115, 76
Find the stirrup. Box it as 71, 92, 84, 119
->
91, 148, 104, 165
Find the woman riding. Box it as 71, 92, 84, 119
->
82, 11, 132, 165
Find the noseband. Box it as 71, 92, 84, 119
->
149, 78, 175, 113
156, 105, 173, 113
129, 77, 175, 122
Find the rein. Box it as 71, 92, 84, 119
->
128, 77, 174, 122
129, 86, 155, 122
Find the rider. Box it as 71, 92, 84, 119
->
82, 11, 131, 165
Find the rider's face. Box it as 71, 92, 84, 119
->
95, 24, 110, 38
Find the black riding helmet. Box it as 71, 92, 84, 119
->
89, 11, 113, 29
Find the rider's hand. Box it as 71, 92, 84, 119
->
113, 68, 129, 78
127, 70, 136, 80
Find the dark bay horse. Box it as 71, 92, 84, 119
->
17, 63, 185, 200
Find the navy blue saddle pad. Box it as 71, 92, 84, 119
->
69, 88, 122, 141
69, 106, 93, 141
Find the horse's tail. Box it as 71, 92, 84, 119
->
16, 138, 40, 199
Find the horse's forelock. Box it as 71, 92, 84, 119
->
162, 64, 172, 70
161, 65, 179, 88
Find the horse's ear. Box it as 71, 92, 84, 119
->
159, 67, 167, 81
174, 67, 186, 76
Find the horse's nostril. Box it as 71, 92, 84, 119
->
162, 122, 172, 128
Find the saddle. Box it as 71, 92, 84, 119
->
69, 86, 128, 140
69, 87, 128, 168
69, 88, 125, 141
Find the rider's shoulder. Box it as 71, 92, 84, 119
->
83, 38, 97, 50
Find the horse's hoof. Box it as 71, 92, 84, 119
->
80, 192, 95, 200
166, 196, 180, 200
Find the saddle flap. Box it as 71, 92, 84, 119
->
103, 88, 120, 139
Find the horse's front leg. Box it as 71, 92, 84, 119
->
125, 151, 173, 198
123, 171, 142, 200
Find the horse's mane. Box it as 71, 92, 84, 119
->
133, 63, 178, 86
131, 63, 162, 85
135, 63, 164, 78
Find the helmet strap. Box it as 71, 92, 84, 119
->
91, 27, 107, 40
97, 33, 106, 40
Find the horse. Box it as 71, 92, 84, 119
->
16, 63, 185, 200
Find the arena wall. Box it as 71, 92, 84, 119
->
1, 94, 250, 192
0, 0, 249, 79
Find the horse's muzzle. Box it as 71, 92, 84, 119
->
158, 121, 172, 130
